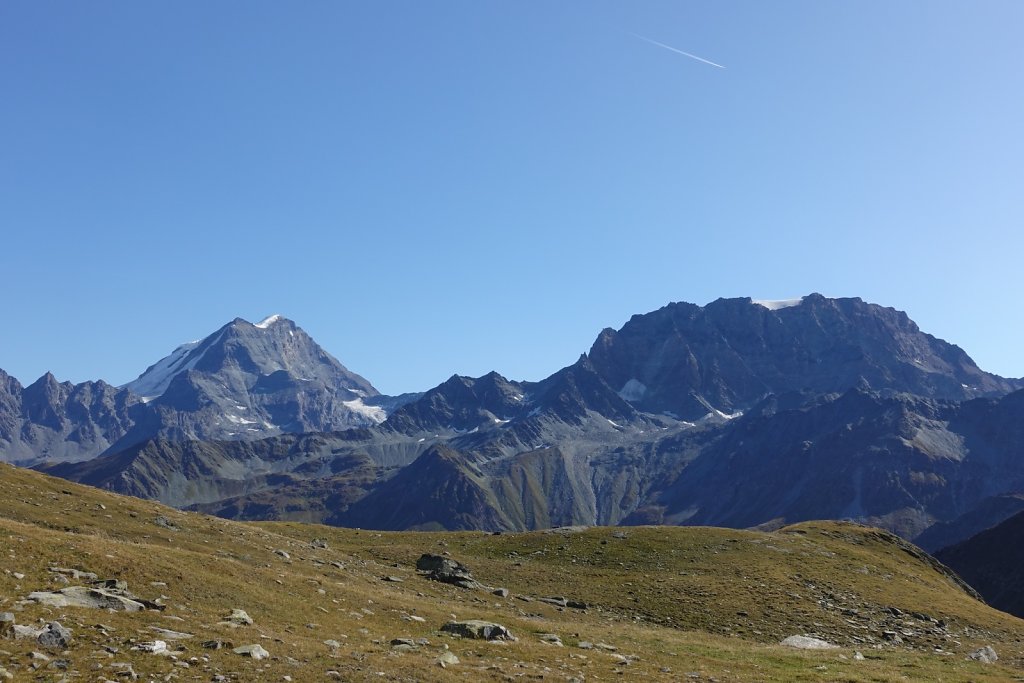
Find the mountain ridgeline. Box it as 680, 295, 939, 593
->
6, 295, 1024, 553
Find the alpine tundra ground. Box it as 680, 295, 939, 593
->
1, 464, 1022, 682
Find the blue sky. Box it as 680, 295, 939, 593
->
2, 2, 1023, 394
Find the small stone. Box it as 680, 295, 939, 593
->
234, 643, 270, 660
37, 622, 73, 650
221, 609, 253, 626
853, 651, 865, 661
492, 588, 509, 598
133, 640, 167, 654
149, 626, 193, 640
968, 645, 998, 664
274, 549, 291, 560
437, 651, 460, 667
381, 576, 404, 583
441, 620, 516, 641
12, 573, 24, 580
539, 633, 563, 646
153, 515, 178, 531
0, 613, 14, 639
781, 635, 838, 650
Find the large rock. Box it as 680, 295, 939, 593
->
26, 586, 148, 612
37, 622, 73, 650
440, 620, 516, 641
416, 554, 480, 589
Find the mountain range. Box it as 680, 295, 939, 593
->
5, 294, 1024, 558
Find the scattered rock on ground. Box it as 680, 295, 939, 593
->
234, 643, 270, 660
220, 609, 253, 627
437, 650, 460, 667
37, 622, 73, 650
26, 586, 149, 612
441, 620, 516, 641
0, 613, 14, 639
781, 635, 839, 650
968, 645, 998, 663
133, 640, 168, 654
416, 554, 480, 589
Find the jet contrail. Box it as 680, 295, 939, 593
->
630, 32, 726, 69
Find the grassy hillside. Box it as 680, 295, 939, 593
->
1, 463, 1022, 681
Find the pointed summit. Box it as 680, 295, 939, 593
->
254, 314, 284, 329
113, 315, 383, 448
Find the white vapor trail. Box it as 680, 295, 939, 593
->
630, 33, 726, 69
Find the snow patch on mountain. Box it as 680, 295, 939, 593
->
342, 398, 387, 424
618, 378, 648, 402
254, 314, 284, 329
122, 332, 224, 400
752, 297, 805, 311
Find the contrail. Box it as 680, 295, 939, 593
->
630, 32, 726, 69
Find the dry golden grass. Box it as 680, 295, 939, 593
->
0, 463, 1022, 682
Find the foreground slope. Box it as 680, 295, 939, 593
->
0, 465, 1022, 681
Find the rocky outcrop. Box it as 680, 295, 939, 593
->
415, 554, 479, 589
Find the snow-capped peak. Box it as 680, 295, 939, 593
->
751, 297, 805, 311
254, 314, 284, 329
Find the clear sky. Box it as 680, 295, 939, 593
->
2, 2, 1023, 395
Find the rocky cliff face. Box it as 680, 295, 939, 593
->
588, 294, 1020, 420
0, 370, 137, 465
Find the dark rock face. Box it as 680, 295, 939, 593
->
588, 294, 1021, 420
43, 432, 381, 509
343, 445, 510, 531
640, 389, 1024, 540
0, 370, 136, 465
935, 510, 1024, 618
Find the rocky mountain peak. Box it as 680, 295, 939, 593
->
588, 294, 1022, 420
103, 315, 385, 450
